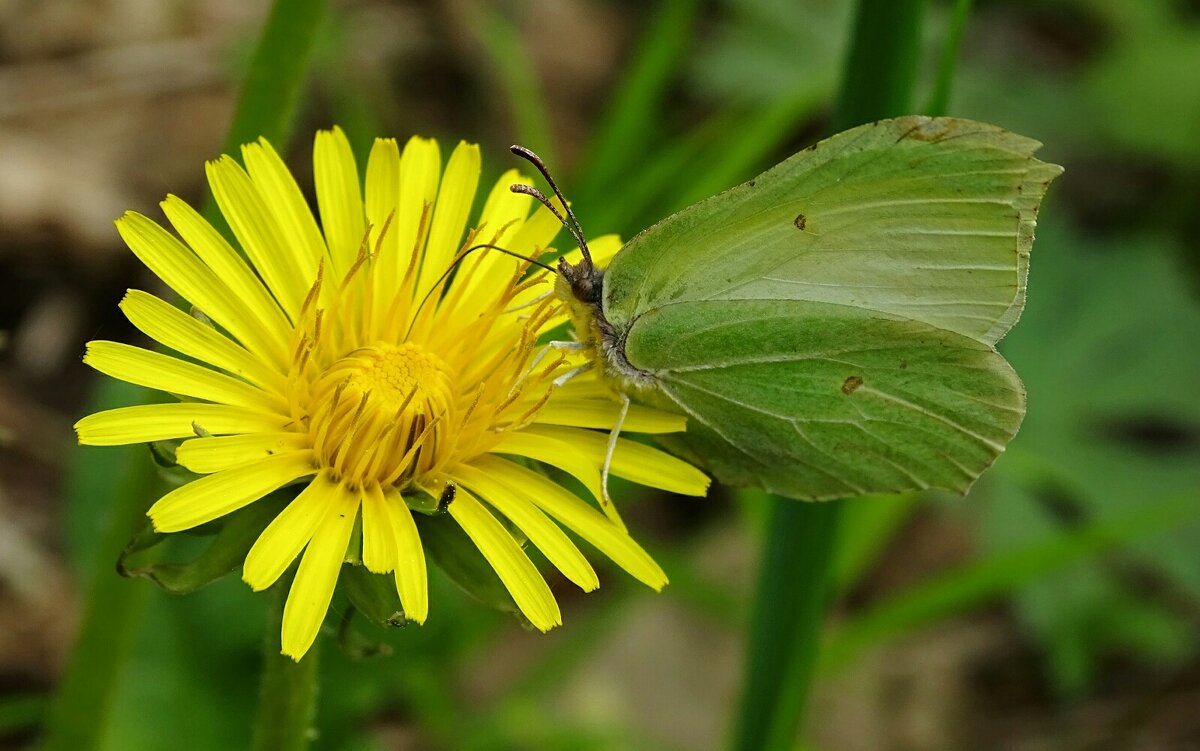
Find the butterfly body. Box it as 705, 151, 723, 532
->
551, 116, 1062, 500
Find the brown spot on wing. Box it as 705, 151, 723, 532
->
841, 375, 863, 395
900, 117, 953, 143
794, 213, 807, 231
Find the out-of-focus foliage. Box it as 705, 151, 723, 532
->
19, 0, 1199, 748
983, 221, 1200, 692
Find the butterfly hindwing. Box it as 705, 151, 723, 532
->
623, 299, 1025, 498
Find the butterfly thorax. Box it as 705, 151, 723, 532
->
555, 258, 657, 393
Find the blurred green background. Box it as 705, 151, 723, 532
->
1, 0, 1198, 748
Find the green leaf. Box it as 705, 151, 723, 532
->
117, 492, 289, 595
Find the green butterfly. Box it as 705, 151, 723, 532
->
512, 116, 1062, 500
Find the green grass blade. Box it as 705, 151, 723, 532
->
925, 0, 974, 116
42, 385, 162, 751
820, 492, 1200, 673
576, 0, 703, 200
729, 2, 929, 750
833, 0, 928, 132
475, 7, 558, 168
222, 0, 327, 152
834, 494, 922, 592
730, 499, 845, 751
675, 93, 826, 208
0, 693, 46, 737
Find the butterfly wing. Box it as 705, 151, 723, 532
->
623, 298, 1023, 498
601, 117, 1060, 497
603, 117, 1062, 346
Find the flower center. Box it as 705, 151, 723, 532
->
308, 342, 454, 487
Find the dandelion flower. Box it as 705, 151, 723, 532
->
75, 128, 710, 659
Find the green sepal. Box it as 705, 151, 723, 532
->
335, 565, 404, 660
341, 563, 406, 628
117, 490, 290, 594
414, 512, 526, 624
147, 439, 201, 488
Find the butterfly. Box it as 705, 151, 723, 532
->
510, 116, 1063, 500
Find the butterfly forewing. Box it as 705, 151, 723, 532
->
603, 117, 1062, 347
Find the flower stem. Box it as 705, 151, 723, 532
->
729, 1, 931, 749
252, 582, 320, 751
729, 499, 844, 751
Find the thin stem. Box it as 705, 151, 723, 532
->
252, 582, 320, 751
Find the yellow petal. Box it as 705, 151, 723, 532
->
314, 127, 365, 281
452, 464, 598, 592
395, 136, 441, 263
149, 450, 316, 532
281, 481, 359, 660
383, 486, 428, 623
458, 170, 533, 301
159, 196, 293, 368
360, 482, 398, 574
421, 140, 481, 292
207, 155, 315, 320
507, 202, 563, 258
533, 397, 687, 433
75, 403, 288, 446
491, 429, 603, 505
114, 211, 286, 364
364, 136, 401, 292
242, 138, 328, 292
243, 471, 338, 590
472, 455, 668, 590
84, 341, 287, 413
521, 425, 710, 496
448, 487, 560, 631
176, 432, 312, 474
119, 290, 285, 392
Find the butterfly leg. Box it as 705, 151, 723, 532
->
553, 361, 593, 388
516, 340, 589, 390
597, 392, 630, 531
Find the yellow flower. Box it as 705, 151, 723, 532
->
75, 128, 709, 659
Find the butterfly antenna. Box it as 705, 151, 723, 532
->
509, 145, 594, 268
